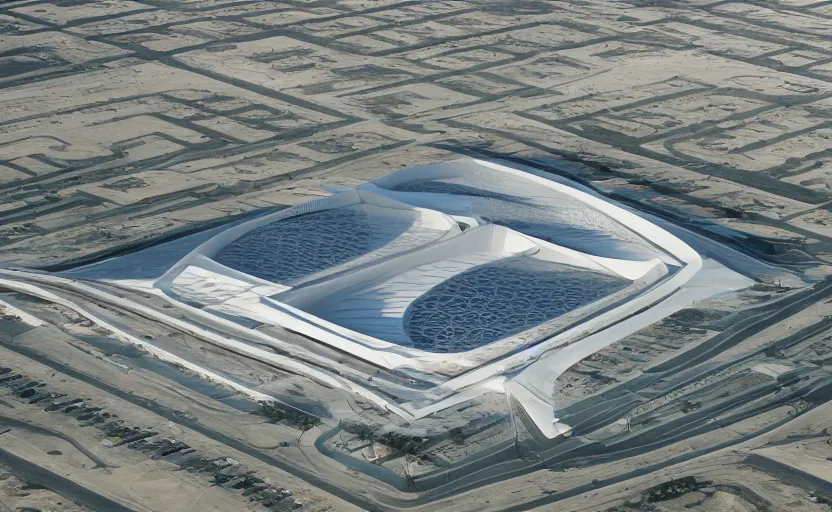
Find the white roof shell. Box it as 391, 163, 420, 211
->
62, 158, 752, 438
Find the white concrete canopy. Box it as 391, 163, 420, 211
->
55, 159, 755, 439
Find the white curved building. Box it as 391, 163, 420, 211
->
58, 159, 752, 438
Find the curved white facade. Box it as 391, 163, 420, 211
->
55, 159, 751, 438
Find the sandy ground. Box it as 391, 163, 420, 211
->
1, 0, 832, 511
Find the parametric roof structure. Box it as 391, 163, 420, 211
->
365, 160, 675, 264
214, 197, 457, 287
39, 159, 753, 439
157, 159, 683, 369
